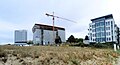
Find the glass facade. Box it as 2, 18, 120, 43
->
89, 14, 117, 43
90, 20, 114, 42
92, 20, 106, 42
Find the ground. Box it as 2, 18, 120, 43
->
0, 45, 120, 65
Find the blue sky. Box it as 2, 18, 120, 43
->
0, 0, 120, 44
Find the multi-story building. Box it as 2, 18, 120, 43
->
32, 24, 65, 45
14, 30, 27, 45
88, 14, 118, 43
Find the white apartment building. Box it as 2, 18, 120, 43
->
88, 14, 118, 43
14, 30, 27, 45
32, 24, 65, 45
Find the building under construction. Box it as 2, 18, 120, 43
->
32, 24, 65, 45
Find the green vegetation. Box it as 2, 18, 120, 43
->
65, 35, 115, 48
67, 35, 76, 43
27, 40, 33, 45
67, 35, 83, 43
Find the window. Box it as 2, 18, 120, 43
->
90, 25, 91, 27
96, 28, 101, 32
101, 27, 104, 31
92, 29, 95, 32
102, 32, 105, 36
106, 32, 108, 36
90, 33, 92, 36
107, 38, 108, 41
111, 26, 113, 30
111, 21, 113, 25
102, 38, 105, 41
98, 33, 101, 37
96, 33, 98, 37
109, 32, 110, 35
93, 39, 95, 41
107, 32, 109, 36
106, 22, 107, 26
93, 34, 94, 37
91, 37, 92, 40
90, 29, 92, 31
108, 22, 110, 25
96, 22, 101, 27
109, 38, 111, 41
106, 27, 108, 30
111, 21, 113, 30
115, 36, 116, 38
100, 22, 104, 26
106, 27, 110, 30
96, 38, 98, 42
108, 27, 110, 30
106, 21, 110, 26
92, 25, 95, 28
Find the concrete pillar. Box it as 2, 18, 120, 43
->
114, 44, 117, 51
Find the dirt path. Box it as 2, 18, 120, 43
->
116, 56, 120, 65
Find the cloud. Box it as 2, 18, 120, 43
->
0, 0, 120, 43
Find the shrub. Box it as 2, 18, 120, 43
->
2, 58, 7, 63
71, 59, 79, 65
103, 42, 114, 48
0, 52, 7, 58
93, 43, 108, 48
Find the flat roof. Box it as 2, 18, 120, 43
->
32, 23, 65, 32
91, 14, 113, 21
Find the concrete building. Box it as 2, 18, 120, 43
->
32, 24, 65, 45
14, 30, 27, 46
88, 14, 118, 43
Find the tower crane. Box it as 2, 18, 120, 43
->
45, 12, 76, 44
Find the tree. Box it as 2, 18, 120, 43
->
55, 36, 62, 44
67, 35, 75, 43
27, 40, 33, 45
75, 38, 83, 43
85, 35, 89, 40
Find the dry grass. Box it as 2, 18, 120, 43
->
0, 45, 119, 65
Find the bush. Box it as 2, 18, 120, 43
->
93, 43, 109, 48
104, 42, 114, 48
0, 52, 7, 58
69, 42, 86, 47
88, 42, 115, 48
71, 59, 79, 65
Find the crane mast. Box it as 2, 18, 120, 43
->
46, 12, 76, 44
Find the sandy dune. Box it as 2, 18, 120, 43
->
0, 46, 119, 65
